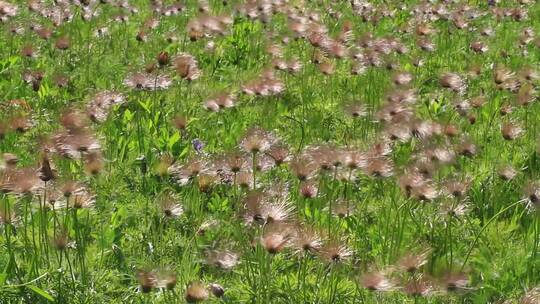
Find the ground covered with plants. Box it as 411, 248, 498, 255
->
0, 0, 540, 303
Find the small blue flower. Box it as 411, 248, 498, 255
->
192, 138, 204, 153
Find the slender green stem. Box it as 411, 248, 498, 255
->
460, 199, 525, 271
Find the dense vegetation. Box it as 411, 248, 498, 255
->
0, 0, 540, 303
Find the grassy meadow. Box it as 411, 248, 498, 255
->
0, 0, 540, 303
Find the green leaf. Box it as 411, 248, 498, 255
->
179, 145, 189, 158
0, 273, 7, 286
123, 109, 134, 123
0, 56, 19, 72
27, 285, 54, 302
38, 83, 51, 99
304, 205, 312, 219
138, 100, 151, 113
167, 132, 181, 150
98, 225, 116, 249
9, 56, 19, 66
111, 205, 126, 227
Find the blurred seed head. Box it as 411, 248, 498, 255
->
319, 239, 352, 263
443, 272, 470, 293
501, 122, 523, 141
240, 127, 278, 154
185, 281, 209, 303
520, 287, 540, 304
498, 165, 518, 181
439, 72, 466, 94
206, 249, 239, 271
398, 248, 431, 272
55, 36, 70, 50
361, 272, 394, 292
403, 277, 434, 298
208, 283, 224, 298
157, 191, 184, 218
261, 222, 293, 254
137, 270, 157, 293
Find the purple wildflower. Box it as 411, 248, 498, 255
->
192, 139, 204, 153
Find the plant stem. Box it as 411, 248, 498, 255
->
460, 199, 525, 271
